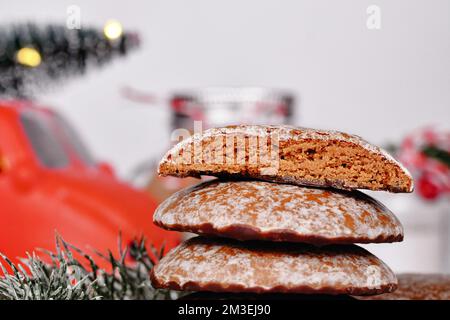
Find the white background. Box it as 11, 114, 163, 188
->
1, 0, 449, 273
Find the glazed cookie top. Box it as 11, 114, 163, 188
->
151, 237, 397, 295
154, 179, 403, 244
359, 274, 450, 300
159, 125, 414, 193
163, 125, 397, 160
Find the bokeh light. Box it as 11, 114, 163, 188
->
16, 47, 41, 67
103, 20, 123, 40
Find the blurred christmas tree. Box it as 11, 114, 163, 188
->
0, 22, 139, 98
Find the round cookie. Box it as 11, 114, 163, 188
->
358, 273, 450, 300
154, 180, 404, 245
151, 237, 398, 295
158, 125, 413, 193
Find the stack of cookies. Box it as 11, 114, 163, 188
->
151, 125, 413, 297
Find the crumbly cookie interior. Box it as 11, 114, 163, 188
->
160, 136, 412, 192
277, 140, 411, 191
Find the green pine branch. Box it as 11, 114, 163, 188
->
422, 146, 450, 168
0, 234, 180, 300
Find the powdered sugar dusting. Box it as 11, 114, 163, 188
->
359, 273, 450, 300
153, 237, 397, 294
154, 180, 403, 243
159, 125, 413, 192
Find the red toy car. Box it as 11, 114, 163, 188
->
0, 100, 180, 266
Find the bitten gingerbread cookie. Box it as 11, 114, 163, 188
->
159, 125, 413, 193
154, 180, 404, 244
151, 237, 397, 296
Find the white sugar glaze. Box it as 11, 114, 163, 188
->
159, 125, 413, 192
153, 237, 397, 294
154, 180, 403, 243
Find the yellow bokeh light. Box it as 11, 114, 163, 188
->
16, 47, 41, 67
104, 20, 123, 40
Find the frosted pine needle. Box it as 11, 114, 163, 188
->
0, 234, 178, 300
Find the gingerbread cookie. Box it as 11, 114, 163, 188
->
159, 125, 413, 193
154, 180, 403, 244
151, 237, 397, 295
359, 273, 450, 300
